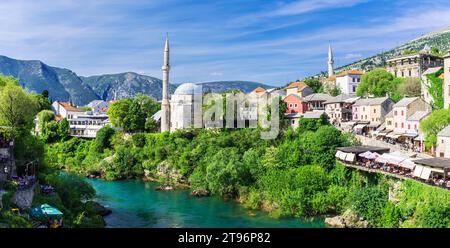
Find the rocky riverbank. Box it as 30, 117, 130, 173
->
325, 210, 369, 228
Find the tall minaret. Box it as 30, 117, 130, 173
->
328, 44, 334, 77
161, 34, 171, 132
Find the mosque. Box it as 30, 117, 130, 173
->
160, 35, 203, 132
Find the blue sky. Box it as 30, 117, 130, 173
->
1, 0, 450, 86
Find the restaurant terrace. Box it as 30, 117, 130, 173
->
336, 146, 450, 189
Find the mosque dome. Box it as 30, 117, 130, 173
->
173, 83, 203, 95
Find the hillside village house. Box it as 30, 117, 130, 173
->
352, 97, 394, 134
247, 87, 267, 98
386, 52, 444, 78
52, 101, 84, 119
324, 94, 359, 125
420, 67, 442, 106
285, 81, 313, 97
391, 97, 431, 134
51, 101, 111, 138
444, 52, 450, 109
87, 100, 111, 114
436, 125, 450, 158
335, 70, 363, 96
303, 93, 333, 111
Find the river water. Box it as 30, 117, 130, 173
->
86, 178, 325, 228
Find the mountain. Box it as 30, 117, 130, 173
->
199, 81, 273, 93
0, 55, 271, 106
81, 72, 176, 101
0, 55, 99, 105
319, 27, 450, 76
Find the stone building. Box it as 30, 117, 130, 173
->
324, 94, 359, 124
391, 97, 431, 134
352, 97, 394, 133
285, 81, 313, 97
386, 52, 443, 78
436, 124, 450, 158
335, 70, 363, 96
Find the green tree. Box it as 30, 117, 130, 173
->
205, 148, 245, 195
397, 78, 421, 97
356, 68, 398, 98
303, 78, 322, 93
107, 94, 160, 132
0, 83, 38, 136
93, 126, 116, 153
420, 108, 450, 148
58, 118, 70, 141
108, 99, 132, 131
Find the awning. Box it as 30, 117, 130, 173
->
386, 133, 402, 139
367, 152, 380, 160
371, 131, 379, 136
354, 124, 367, 130
335, 151, 343, 158
358, 151, 373, 158
420, 167, 432, 180
375, 153, 410, 166
401, 133, 418, 139
413, 165, 424, 177
429, 167, 445, 174
398, 159, 415, 170
345, 153, 356, 162
377, 130, 392, 137
339, 152, 348, 160
414, 135, 424, 141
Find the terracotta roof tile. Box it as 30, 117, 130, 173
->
58, 102, 83, 112
287, 81, 308, 89
336, 70, 364, 77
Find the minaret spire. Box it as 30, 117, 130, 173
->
328, 43, 334, 77
161, 33, 171, 132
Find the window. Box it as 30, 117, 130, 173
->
289, 103, 293, 108
395, 123, 397, 128
387, 121, 392, 125
291, 120, 295, 125
401, 71, 404, 77
373, 109, 376, 113
394, 111, 397, 116
442, 139, 445, 144
414, 124, 417, 130
401, 123, 404, 128
401, 110, 404, 116
408, 124, 410, 129
294, 103, 298, 108
408, 70, 412, 77
448, 85, 450, 96
363, 107, 365, 111
352, 85, 356, 92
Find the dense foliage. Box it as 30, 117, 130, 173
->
44, 116, 450, 228
0, 75, 103, 228
107, 94, 160, 132
426, 68, 444, 109
420, 108, 450, 148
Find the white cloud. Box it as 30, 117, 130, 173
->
344, 53, 363, 59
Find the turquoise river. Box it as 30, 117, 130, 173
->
86, 178, 326, 228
